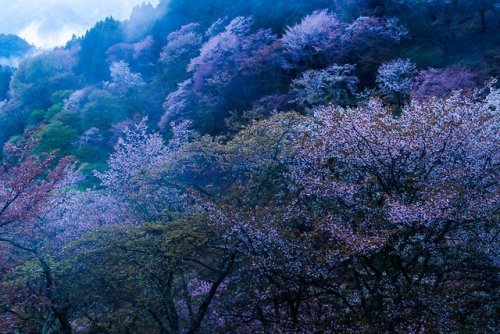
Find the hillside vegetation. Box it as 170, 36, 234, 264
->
0, 1, 499, 333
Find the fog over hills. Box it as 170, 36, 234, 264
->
0, 0, 160, 48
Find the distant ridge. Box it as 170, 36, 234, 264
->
0, 0, 160, 48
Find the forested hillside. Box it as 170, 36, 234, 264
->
0, 0, 499, 333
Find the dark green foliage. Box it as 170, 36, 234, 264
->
0, 34, 33, 58
79, 90, 131, 130
75, 17, 124, 82
35, 121, 77, 155
0, 65, 14, 100
9, 50, 78, 110
158, 0, 334, 32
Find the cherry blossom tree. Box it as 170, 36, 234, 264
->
160, 23, 203, 66
160, 79, 199, 129
280, 11, 408, 74
281, 10, 346, 69
46, 189, 126, 245
412, 66, 475, 100
104, 60, 145, 96
0, 135, 75, 334
376, 58, 416, 104
95, 118, 198, 221
260, 87, 498, 332
290, 64, 358, 108
187, 17, 276, 90
132, 35, 155, 60
187, 16, 253, 90
161, 17, 277, 131
179, 86, 499, 332
0, 137, 73, 236
342, 16, 408, 46
340, 16, 408, 75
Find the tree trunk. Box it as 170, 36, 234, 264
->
187, 252, 236, 334
54, 310, 72, 334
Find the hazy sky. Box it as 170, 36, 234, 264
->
0, 0, 160, 48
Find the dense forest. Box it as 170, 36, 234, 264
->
0, 0, 499, 333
